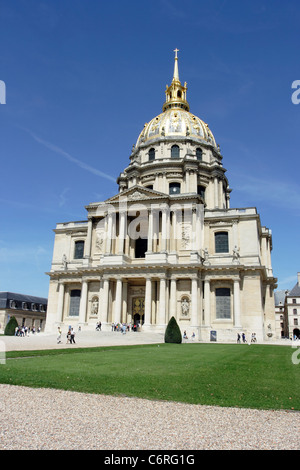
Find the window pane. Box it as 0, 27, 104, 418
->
149, 148, 155, 161
171, 145, 180, 158
216, 288, 231, 319
74, 240, 84, 259
69, 290, 81, 316
215, 232, 229, 253
196, 148, 202, 161
169, 183, 181, 194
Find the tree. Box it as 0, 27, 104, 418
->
4, 316, 18, 336
164, 316, 182, 344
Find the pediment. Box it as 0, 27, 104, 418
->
105, 186, 168, 204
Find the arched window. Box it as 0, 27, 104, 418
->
196, 148, 203, 161
177, 90, 182, 98
216, 288, 231, 319
148, 148, 155, 161
169, 182, 181, 195
171, 145, 180, 158
215, 231, 229, 253
74, 240, 85, 259
69, 290, 81, 316
197, 185, 205, 200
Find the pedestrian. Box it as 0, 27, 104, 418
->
70, 328, 76, 344
57, 327, 62, 344
66, 329, 71, 344
237, 333, 241, 343
242, 332, 246, 343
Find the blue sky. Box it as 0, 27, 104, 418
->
0, 0, 299, 298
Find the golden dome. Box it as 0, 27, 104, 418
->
136, 108, 217, 148
135, 49, 217, 149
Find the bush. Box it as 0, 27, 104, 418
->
165, 316, 182, 344
4, 316, 18, 336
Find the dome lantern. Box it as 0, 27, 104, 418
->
163, 49, 190, 112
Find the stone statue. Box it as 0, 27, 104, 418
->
91, 298, 99, 315
62, 254, 68, 270
181, 298, 190, 316
233, 245, 240, 264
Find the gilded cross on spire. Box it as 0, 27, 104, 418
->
174, 48, 179, 59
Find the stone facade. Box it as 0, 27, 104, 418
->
45, 52, 277, 342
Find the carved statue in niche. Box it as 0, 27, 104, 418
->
91, 297, 99, 315
181, 297, 190, 317
233, 245, 240, 264
96, 232, 104, 253
62, 254, 68, 269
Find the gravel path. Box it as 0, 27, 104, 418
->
0, 384, 299, 450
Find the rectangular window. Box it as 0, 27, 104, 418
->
216, 288, 231, 319
215, 232, 229, 253
69, 290, 81, 316
74, 240, 85, 259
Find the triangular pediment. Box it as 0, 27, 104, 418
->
104, 185, 168, 204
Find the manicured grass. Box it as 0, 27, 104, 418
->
1, 343, 299, 410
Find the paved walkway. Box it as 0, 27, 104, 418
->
0, 329, 292, 352
0, 329, 166, 352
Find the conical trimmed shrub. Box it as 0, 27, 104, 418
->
4, 316, 18, 336
164, 316, 182, 343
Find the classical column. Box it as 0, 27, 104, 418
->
84, 218, 93, 258
169, 278, 177, 320
98, 278, 103, 317
191, 278, 198, 326
161, 207, 167, 252
185, 169, 190, 193
233, 279, 242, 327
56, 282, 65, 323
118, 211, 126, 254
114, 278, 122, 324
105, 213, 113, 254
79, 280, 88, 324
147, 209, 153, 253
214, 177, 219, 208
144, 277, 152, 326
204, 279, 211, 326
101, 278, 110, 324
158, 277, 166, 325
122, 280, 128, 323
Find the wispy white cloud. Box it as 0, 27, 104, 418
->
22, 128, 116, 182
233, 174, 300, 214
277, 275, 297, 290
59, 187, 70, 207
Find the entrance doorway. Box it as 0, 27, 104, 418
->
135, 238, 147, 258
132, 297, 145, 326
293, 328, 300, 339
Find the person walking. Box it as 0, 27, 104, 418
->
57, 327, 62, 344
70, 328, 76, 344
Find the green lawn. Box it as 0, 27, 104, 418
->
1, 343, 299, 410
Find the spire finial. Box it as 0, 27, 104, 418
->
173, 48, 180, 82
163, 49, 189, 112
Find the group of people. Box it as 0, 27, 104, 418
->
237, 332, 257, 343
57, 327, 76, 344
111, 322, 137, 333
183, 331, 196, 341
15, 325, 41, 336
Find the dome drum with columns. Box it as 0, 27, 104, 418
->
45, 50, 277, 342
